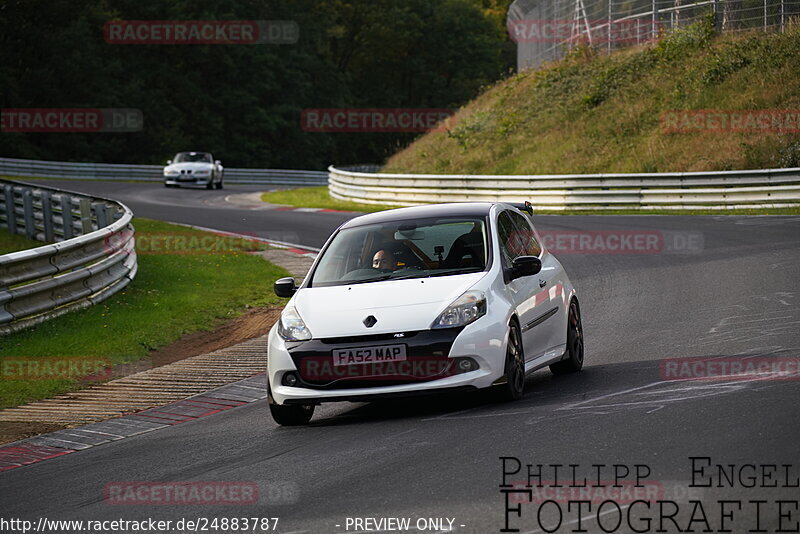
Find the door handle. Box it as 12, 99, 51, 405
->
539, 279, 547, 288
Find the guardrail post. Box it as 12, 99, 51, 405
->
79, 198, 93, 234
3, 185, 17, 234
22, 190, 36, 239
93, 202, 108, 229
41, 191, 55, 242
60, 194, 74, 240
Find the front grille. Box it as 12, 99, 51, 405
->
318, 331, 419, 345
287, 328, 464, 389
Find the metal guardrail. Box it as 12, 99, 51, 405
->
0, 157, 328, 186
0, 178, 137, 334
328, 165, 800, 210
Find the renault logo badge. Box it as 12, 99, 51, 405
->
363, 315, 377, 328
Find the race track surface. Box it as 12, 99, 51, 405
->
3, 180, 799, 534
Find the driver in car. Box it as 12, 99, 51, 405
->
372, 248, 399, 270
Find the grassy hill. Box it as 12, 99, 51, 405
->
383, 18, 800, 175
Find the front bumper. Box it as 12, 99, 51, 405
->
164, 175, 212, 186
267, 316, 507, 405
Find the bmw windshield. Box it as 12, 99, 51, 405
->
309, 217, 490, 287
174, 152, 212, 163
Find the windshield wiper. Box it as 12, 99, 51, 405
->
425, 267, 483, 278
334, 267, 481, 286
389, 267, 482, 280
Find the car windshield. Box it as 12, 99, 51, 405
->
174, 152, 212, 163
309, 216, 489, 288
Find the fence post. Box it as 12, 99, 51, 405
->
41, 191, 55, 242
714, 0, 722, 32
651, 0, 657, 40
781, 0, 785, 32
607, 0, 612, 53
764, 0, 768, 30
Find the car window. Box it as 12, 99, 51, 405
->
309, 217, 489, 287
509, 211, 542, 257
174, 152, 212, 163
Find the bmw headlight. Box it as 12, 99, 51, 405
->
164, 169, 179, 176
432, 290, 486, 329
195, 168, 211, 176
277, 305, 312, 341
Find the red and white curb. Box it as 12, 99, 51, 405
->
0, 374, 268, 473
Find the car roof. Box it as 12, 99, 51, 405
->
340, 202, 500, 229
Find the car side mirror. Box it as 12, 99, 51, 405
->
511, 256, 541, 280
166, 160, 172, 165
274, 277, 297, 298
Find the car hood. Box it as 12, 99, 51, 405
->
294, 272, 486, 338
164, 162, 213, 172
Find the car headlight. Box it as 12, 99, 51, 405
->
431, 290, 486, 329
195, 169, 211, 175
277, 305, 312, 341
164, 169, 179, 176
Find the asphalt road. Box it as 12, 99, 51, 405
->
26, 179, 355, 249
3, 181, 799, 534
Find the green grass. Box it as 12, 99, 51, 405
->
0, 230, 42, 255
261, 187, 398, 213
0, 218, 289, 409
384, 21, 800, 175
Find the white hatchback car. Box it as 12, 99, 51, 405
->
267, 202, 584, 425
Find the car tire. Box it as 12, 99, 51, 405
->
550, 298, 584, 375
206, 180, 214, 190
495, 320, 525, 401
268, 382, 314, 426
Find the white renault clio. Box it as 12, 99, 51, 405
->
267, 202, 583, 425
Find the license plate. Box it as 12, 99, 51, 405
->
332, 344, 407, 366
